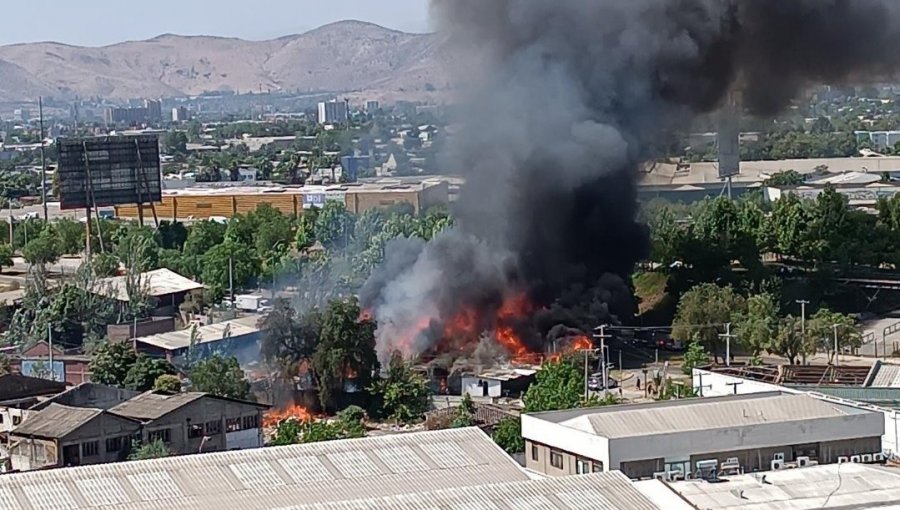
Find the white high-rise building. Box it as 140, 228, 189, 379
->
318, 100, 348, 125
172, 106, 190, 123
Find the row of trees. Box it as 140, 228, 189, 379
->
647, 186, 900, 277
673, 283, 860, 366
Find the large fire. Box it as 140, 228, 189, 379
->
263, 404, 312, 428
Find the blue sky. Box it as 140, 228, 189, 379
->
1, 0, 432, 46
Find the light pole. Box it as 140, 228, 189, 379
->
832, 323, 840, 366
796, 300, 809, 363
269, 242, 284, 300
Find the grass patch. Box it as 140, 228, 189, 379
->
634, 271, 669, 315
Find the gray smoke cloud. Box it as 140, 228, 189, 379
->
362, 0, 900, 365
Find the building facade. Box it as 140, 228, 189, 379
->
318, 100, 348, 125
522, 392, 884, 480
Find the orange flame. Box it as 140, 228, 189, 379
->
548, 335, 595, 362
263, 404, 312, 428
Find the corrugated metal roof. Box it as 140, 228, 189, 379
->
0, 428, 528, 509
96, 268, 204, 301
285, 471, 663, 510
871, 363, 900, 388
109, 391, 207, 421
10, 403, 102, 439
565, 394, 851, 438
135, 316, 261, 351
670, 463, 900, 509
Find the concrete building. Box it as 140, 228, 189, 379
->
171, 106, 189, 123
0, 374, 66, 434
8, 404, 141, 470
9, 341, 92, 385
856, 130, 900, 151
104, 100, 162, 126
318, 99, 348, 125
522, 392, 884, 479
461, 367, 537, 398
109, 391, 268, 453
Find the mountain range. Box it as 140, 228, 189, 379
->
0, 21, 447, 102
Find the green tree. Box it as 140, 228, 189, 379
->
807, 308, 861, 363
124, 355, 177, 392
671, 283, 746, 362
89, 342, 138, 388
189, 354, 252, 400
52, 218, 85, 255
523, 361, 585, 413
201, 240, 260, 293
158, 221, 189, 250
769, 193, 817, 260
311, 297, 378, 411
92, 253, 120, 277
734, 293, 779, 357
114, 227, 161, 271
771, 315, 806, 365
260, 299, 320, 374
763, 170, 806, 187
162, 131, 189, 155
492, 417, 524, 454
153, 374, 182, 393
184, 220, 227, 256
314, 201, 355, 251
296, 208, 319, 251
681, 338, 709, 375
0, 244, 13, 273
270, 408, 366, 446
452, 393, 476, 428
128, 439, 170, 460
22, 230, 61, 265
369, 352, 430, 423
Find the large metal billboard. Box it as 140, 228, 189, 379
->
57, 135, 162, 210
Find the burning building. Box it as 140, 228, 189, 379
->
361, 0, 900, 368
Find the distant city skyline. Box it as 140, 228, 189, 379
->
0, 0, 432, 47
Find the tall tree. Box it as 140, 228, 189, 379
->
124, 355, 177, 392
671, 283, 746, 362
260, 299, 321, 374
734, 293, 780, 357
522, 361, 585, 413
89, 342, 138, 388
314, 201, 356, 251
183, 220, 227, 256
189, 354, 252, 401
311, 297, 378, 411
369, 352, 430, 423
806, 308, 861, 363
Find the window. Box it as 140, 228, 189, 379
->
0, 414, 4, 424
148, 428, 171, 443
206, 420, 222, 435
106, 437, 123, 453
592, 462, 604, 473
225, 418, 241, 432
82, 441, 99, 457
576, 458, 591, 475
550, 450, 564, 470
531, 444, 539, 462
242, 414, 260, 430
197, 203, 212, 209
12, 416, 21, 426
189, 424, 205, 439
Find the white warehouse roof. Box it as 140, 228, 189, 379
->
543, 393, 865, 438
667, 463, 900, 509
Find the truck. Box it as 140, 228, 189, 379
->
234, 294, 271, 313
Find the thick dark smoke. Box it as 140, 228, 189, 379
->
362, 0, 900, 364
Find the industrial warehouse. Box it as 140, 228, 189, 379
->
113, 179, 450, 220
521, 392, 885, 479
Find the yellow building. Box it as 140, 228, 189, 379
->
114, 180, 450, 221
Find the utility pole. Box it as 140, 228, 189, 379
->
796, 300, 809, 364
593, 325, 612, 394
229, 255, 235, 310
719, 322, 736, 367
48, 323, 53, 382
833, 324, 840, 367
38, 96, 48, 222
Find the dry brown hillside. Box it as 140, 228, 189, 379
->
0, 21, 447, 101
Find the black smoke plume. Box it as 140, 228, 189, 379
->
362, 0, 900, 364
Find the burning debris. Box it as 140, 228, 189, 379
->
362, 0, 900, 367
263, 404, 313, 428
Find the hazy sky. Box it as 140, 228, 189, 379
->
0, 0, 432, 47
